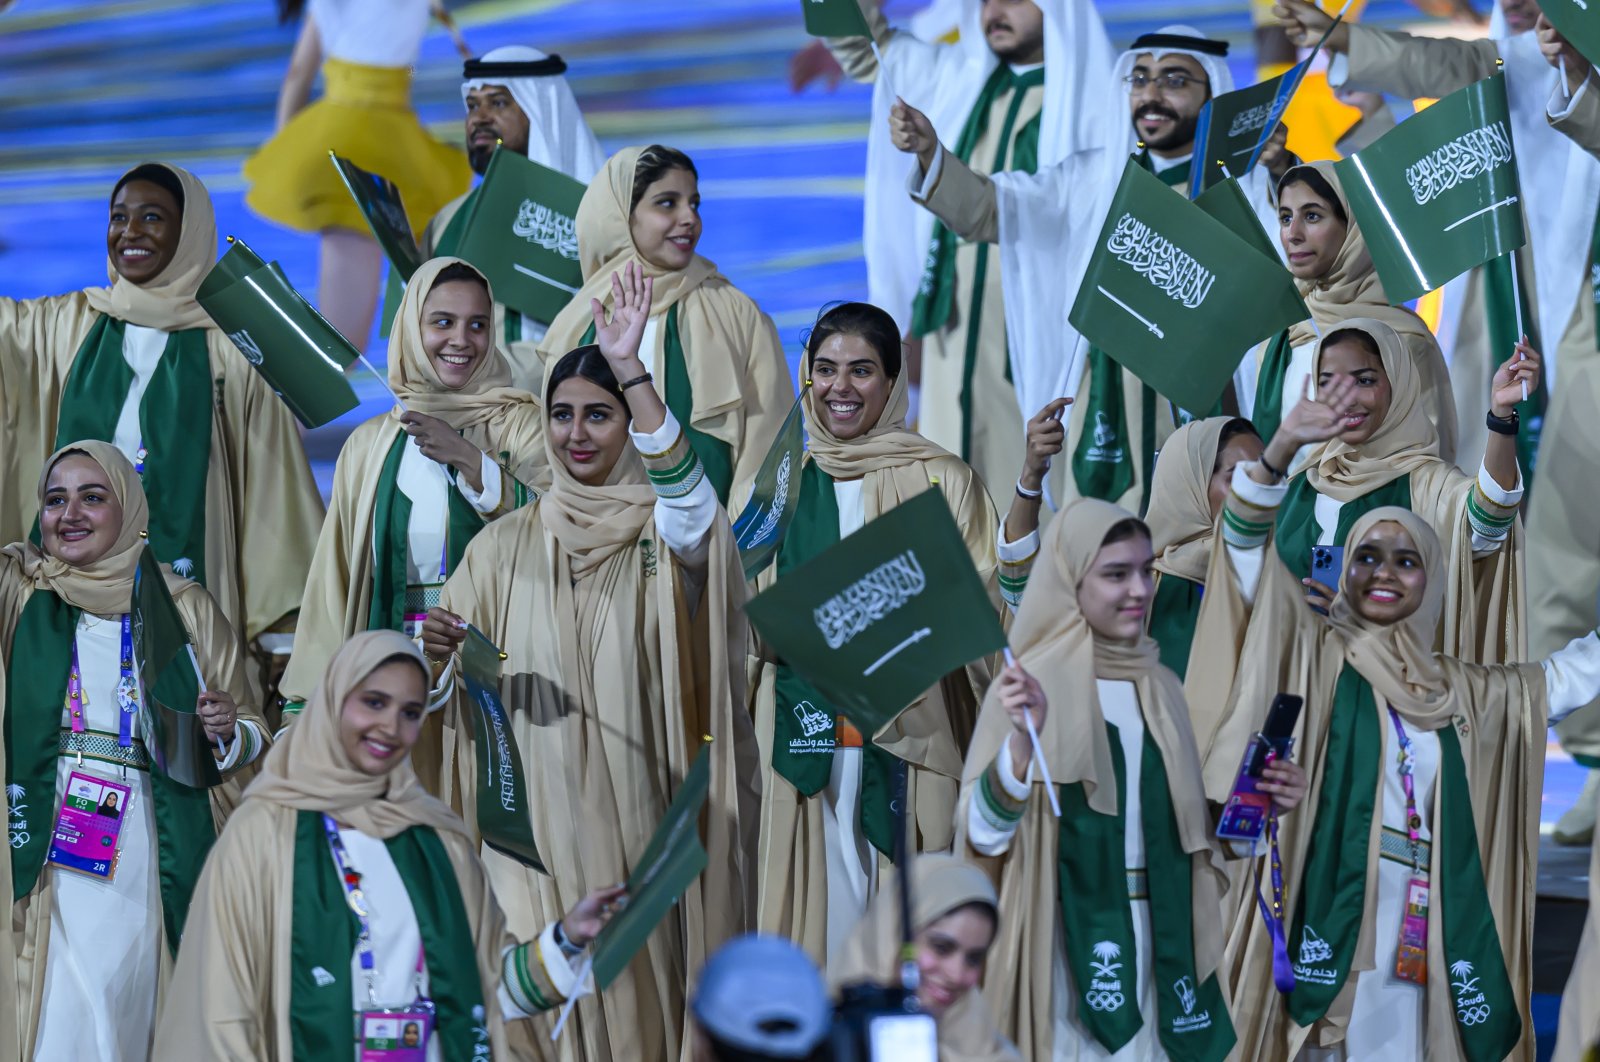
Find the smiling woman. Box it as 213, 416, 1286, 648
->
1235, 317, 1530, 666
1210, 506, 1600, 1061
749, 300, 1004, 966
276, 257, 543, 755
0, 440, 269, 1060
0, 161, 324, 700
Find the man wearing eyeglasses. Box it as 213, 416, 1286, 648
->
889, 26, 1290, 515
823, 0, 1118, 511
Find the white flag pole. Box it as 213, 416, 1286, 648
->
184, 644, 228, 755
551, 955, 595, 1041
1002, 648, 1061, 818
1506, 251, 1529, 402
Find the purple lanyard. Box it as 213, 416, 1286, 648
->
1253, 814, 1295, 993
1387, 709, 1425, 873
66, 614, 139, 750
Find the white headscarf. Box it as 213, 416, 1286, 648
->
863, 0, 1116, 332
461, 45, 606, 182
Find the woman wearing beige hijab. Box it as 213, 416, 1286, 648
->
154, 630, 625, 1060
422, 263, 759, 1060
1243, 318, 1536, 665
957, 499, 1306, 1061
0, 441, 268, 1060
750, 301, 1000, 966
1252, 161, 1457, 464
1208, 501, 1600, 1061
279, 257, 543, 732
537, 145, 792, 505
0, 162, 323, 674
830, 854, 1020, 1062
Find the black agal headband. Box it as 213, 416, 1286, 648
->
1128, 33, 1229, 58
462, 54, 568, 79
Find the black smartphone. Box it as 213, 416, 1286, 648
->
1217, 694, 1304, 842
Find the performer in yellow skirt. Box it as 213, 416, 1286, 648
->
245, 0, 472, 345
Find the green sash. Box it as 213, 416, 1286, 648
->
5, 590, 216, 951
1288, 668, 1520, 1058
768, 462, 898, 857
1252, 329, 1294, 445
1274, 473, 1412, 581
579, 304, 734, 504
1147, 573, 1203, 681
1056, 722, 1234, 1060
367, 432, 491, 632
54, 315, 213, 587
290, 812, 493, 1061
1480, 255, 1544, 486
907, 64, 1044, 462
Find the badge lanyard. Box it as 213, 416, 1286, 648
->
65, 615, 139, 769
1387, 709, 1430, 985
134, 440, 147, 476
1252, 813, 1295, 993
322, 815, 426, 1008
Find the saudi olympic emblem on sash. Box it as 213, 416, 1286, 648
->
6, 785, 28, 850
1086, 941, 1127, 1011
1450, 961, 1492, 1027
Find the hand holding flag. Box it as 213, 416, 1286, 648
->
1000, 649, 1060, 818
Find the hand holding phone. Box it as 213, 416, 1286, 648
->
1216, 694, 1304, 843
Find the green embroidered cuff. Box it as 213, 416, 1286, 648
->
976, 755, 1027, 834
1466, 484, 1516, 542
641, 430, 706, 500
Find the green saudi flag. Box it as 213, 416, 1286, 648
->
459, 625, 546, 873
589, 744, 711, 989
196, 239, 361, 429
801, 0, 870, 36
1538, 0, 1600, 70
1068, 158, 1308, 414
450, 146, 585, 323
331, 152, 424, 283
1194, 177, 1278, 263
732, 388, 808, 580
1334, 72, 1527, 304
1188, 14, 1343, 197
745, 489, 1006, 736
131, 547, 222, 790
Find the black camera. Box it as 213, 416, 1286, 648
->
829, 983, 937, 1062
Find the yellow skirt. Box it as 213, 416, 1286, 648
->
243, 57, 471, 236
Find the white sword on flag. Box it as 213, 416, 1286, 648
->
1097, 286, 1164, 339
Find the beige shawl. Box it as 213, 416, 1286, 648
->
751, 361, 1000, 960
1144, 418, 1256, 736
1304, 318, 1525, 666
83, 162, 216, 332
1280, 161, 1457, 460
436, 409, 759, 1060
279, 258, 544, 714
830, 854, 1021, 1062
537, 146, 792, 493
954, 499, 1228, 1061
1218, 508, 1544, 1061
0, 442, 265, 1059
151, 631, 519, 1061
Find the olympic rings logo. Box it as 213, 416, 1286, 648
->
1086, 990, 1125, 1012
1457, 1005, 1491, 1026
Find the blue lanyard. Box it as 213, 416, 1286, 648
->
67, 614, 139, 750
1387, 709, 1425, 874
134, 439, 147, 476
322, 815, 426, 1007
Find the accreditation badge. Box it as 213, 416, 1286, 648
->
359, 1001, 435, 1061
46, 770, 133, 881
